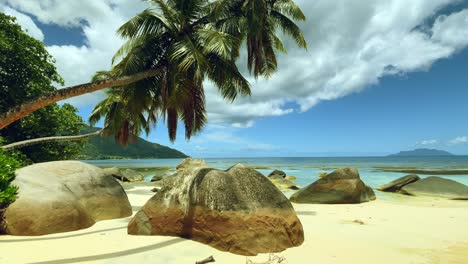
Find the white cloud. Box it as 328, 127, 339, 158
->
194, 146, 207, 152
204, 0, 468, 126
191, 126, 277, 153
449, 136, 468, 145
2, 0, 147, 107
1, 6, 44, 41
416, 139, 439, 146
3, 0, 468, 128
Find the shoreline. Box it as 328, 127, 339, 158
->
2, 185, 468, 264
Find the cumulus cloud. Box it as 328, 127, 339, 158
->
1, 6, 44, 40
191, 126, 278, 153
416, 139, 439, 146
3, 0, 468, 128
449, 136, 468, 145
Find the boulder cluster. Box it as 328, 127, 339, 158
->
378, 175, 468, 200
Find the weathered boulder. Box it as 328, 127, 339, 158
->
128, 159, 304, 256
377, 174, 420, 192
150, 175, 163, 182
3, 161, 132, 236
290, 167, 376, 204
103, 167, 144, 182
268, 169, 287, 179
400, 176, 468, 200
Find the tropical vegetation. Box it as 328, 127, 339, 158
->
0, 13, 87, 162
0, 148, 22, 232
79, 127, 187, 160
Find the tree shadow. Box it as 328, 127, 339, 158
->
28, 237, 185, 264
0, 226, 127, 243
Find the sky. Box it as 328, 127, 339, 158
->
1, 0, 468, 157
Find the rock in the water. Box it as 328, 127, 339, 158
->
377, 174, 420, 192
103, 167, 144, 182
150, 175, 163, 182
290, 167, 376, 204
268, 170, 287, 179
400, 176, 468, 199
121, 169, 144, 182
3, 161, 132, 236
128, 159, 304, 256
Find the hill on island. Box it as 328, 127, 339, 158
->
389, 148, 454, 157
78, 127, 188, 160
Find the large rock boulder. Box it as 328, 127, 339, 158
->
377, 174, 420, 192
290, 167, 376, 204
128, 159, 304, 256
268, 169, 287, 180
3, 161, 132, 236
400, 176, 468, 200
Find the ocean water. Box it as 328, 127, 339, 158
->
84, 156, 468, 199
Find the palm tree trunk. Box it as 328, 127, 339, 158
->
0, 68, 161, 130
1, 129, 102, 151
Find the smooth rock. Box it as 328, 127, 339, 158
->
377, 174, 420, 192
401, 176, 468, 200
3, 161, 132, 236
150, 175, 163, 182
290, 167, 376, 204
128, 159, 304, 256
268, 170, 286, 179
103, 167, 144, 182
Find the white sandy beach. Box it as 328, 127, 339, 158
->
1, 186, 468, 264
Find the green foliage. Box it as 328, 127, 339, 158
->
90, 0, 307, 145
0, 149, 22, 209
0, 13, 85, 162
79, 127, 188, 159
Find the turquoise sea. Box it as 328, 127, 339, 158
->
83, 156, 468, 198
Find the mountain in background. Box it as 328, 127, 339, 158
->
78, 127, 188, 160
388, 148, 454, 157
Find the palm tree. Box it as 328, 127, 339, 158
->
90, 0, 250, 144
0, 129, 102, 151
0, 0, 307, 140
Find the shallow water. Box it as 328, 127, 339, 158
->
83, 156, 468, 199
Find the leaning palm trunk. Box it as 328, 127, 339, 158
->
1, 129, 102, 151
0, 68, 161, 130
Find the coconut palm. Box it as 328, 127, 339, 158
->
89, 0, 307, 144
0, 0, 307, 143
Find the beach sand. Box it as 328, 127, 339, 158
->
1, 186, 468, 264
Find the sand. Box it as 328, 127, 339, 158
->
1, 187, 468, 264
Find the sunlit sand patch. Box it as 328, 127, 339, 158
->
400, 243, 468, 264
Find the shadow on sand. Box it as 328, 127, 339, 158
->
28, 238, 185, 264
0, 226, 128, 243
296, 211, 317, 216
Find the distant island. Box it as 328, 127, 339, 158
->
389, 148, 454, 157
78, 127, 188, 160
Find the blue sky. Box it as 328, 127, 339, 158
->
2, 0, 468, 157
